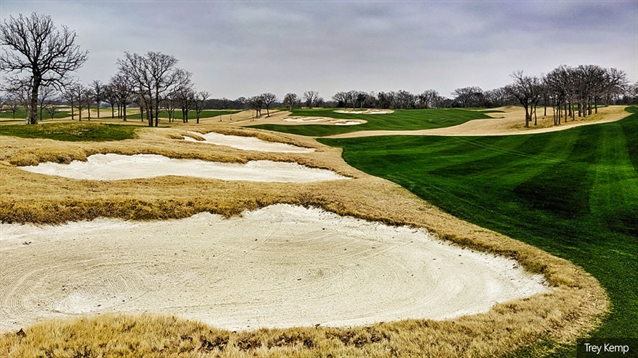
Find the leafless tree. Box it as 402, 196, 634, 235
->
109, 73, 132, 121
303, 90, 319, 109
505, 71, 543, 127
102, 84, 117, 119
0, 12, 88, 124
246, 95, 264, 118
260, 92, 276, 117
91, 80, 104, 119
174, 85, 195, 123
282, 93, 299, 110
63, 83, 79, 120
194, 91, 209, 123
117, 51, 190, 127
81, 86, 94, 120
37, 85, 57, 121
452, 86, 484, 108
2, 90, 23, 118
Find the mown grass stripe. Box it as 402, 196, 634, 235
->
319, 107, 638, 355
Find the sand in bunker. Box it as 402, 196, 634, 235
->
19, 154, 347, 182
183, 131, 315, 153
0, 204, 548, 332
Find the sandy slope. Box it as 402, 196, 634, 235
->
0, 204, 547, 332
326, 105, 631, 139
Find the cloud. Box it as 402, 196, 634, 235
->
1, 0, 636, 100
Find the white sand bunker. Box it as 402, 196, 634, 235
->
184, 131, 314, 153
283, 117, 366, 126
0, 204, 548, 332
284, 117, 326, 123
334, 121, 363, 126
334, 109, 393, 114
19, 154, 348, 182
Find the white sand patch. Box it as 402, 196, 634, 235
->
334, 121, 363, 126
283, 117, 326, 123
184, 131, 314, 153
334, 109, 393, 115
0, 204, 548, 332
19, 154, 348, 182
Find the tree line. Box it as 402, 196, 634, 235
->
1, 12, 636, 126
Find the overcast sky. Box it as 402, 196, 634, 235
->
1, 0, 636, 100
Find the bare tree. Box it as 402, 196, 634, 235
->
260, 92, 276, 117
246, 95, 264, 118
452, 86, 484, 108
110, 73, 132, 121
0, 12, 88, 124
174, 85, 195, 123
117, 51, 190, 126
91, 80, 104, 119
194, 91, 209, 124
505, 71, 543, 127
282, 93, 299, 110
63, 83, 79, 120
303, 90, 319, 108
37, 85, 57, 121
82, 86, 94, 120
102, 84, 117, 119
44, 98, 59, 119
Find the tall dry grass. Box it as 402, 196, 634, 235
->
0, 123, 608, 357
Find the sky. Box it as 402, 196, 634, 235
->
1, 0, 636, 101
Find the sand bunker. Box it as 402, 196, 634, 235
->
334, 121, 363, 126
19, 154, 348, 182
283, 117, 366, 126
184, 131, 314, 153
0, 204, 547, 332
334, 109, 393, 114
283, 117, 326, 123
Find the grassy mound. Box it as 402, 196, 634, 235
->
320, 106, 638, 355
0, 122, 138, 142
252, 108, 490, 136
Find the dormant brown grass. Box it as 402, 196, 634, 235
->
0, 120, 608, 357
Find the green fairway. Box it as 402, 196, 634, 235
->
252, 108, 491, 136
320, 107, 638, 355
0, 122, 138, 141
167, 109, 239, 120
0, 107, 72, 120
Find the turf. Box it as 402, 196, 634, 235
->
320, 106, 638, 354
0, 122, 138, 141
0, 107, 72, 120
125, 109, 239, 121
251, 108, 491, 136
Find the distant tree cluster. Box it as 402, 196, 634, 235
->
1, 12, 636, 128
506, 65, 629, 127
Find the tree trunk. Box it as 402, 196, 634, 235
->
29, 78, 40, 124
123, 103, 127, 122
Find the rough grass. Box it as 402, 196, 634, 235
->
0, 122, 609, 357
320, 106, 638, 355
251, 108, 491, 136
124, 109, 240, 121
0, 122, 139, 141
